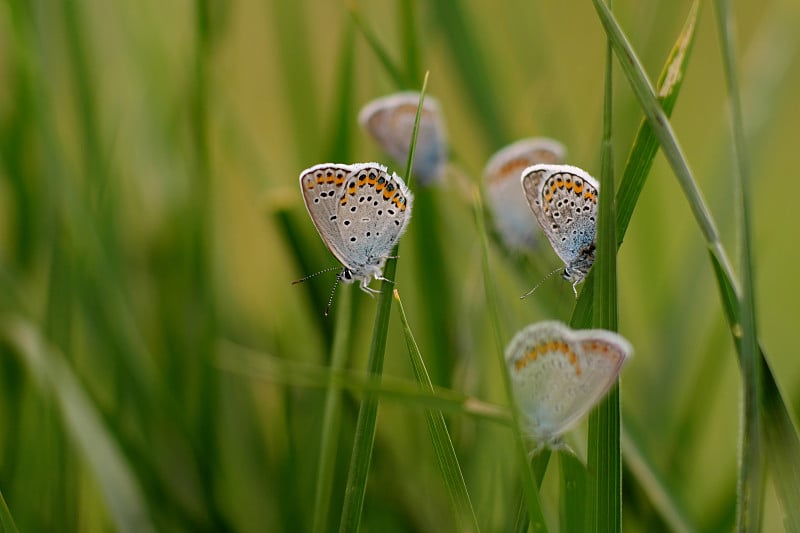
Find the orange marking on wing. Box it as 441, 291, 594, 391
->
391, 194, 407, 210
567, 350, 582, 375
394, 103, 420, 115
490, 159, 528, 183
339, 196, 347, 206
515, 345, 541, 370
574, 182, 583, 194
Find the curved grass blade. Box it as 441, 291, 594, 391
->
393, 290, 480, 532
217, 341, 512, 426
338, 72, 430, 533
1, 317, 153, 533
474, 190, 548, 532
572, 0, 699, 323
621, 427, 694, 533
0, 488, 18, 533
592, 2, 800, 530
709, 254, 800, 533
713, 2, 763, 530
615, 0, 699, 243
348, 3, 408, 88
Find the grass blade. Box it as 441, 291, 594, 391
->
621, 427, 694, 533
311, 287, 353, 533
393, 290, 480, 532
1, 317, 153, 533
713, 2, 764, 530
338, 73, 430, 532
474, 190, 548, 532
586, 5, 621, 528
428, 0, 508, 145
311, 22, 359, 531
572, 0, 699, 324
709, 254, 800, 533
218, 341, 512, 426
560, 452, 589, 533
615, 0, 699, 242
592, 2, 800, 530
398, 0, 422, 86
0, 488, 18, 533
348, 4, 408, 88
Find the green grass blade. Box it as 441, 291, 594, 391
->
474, 190, 548, 532
591, 0, 721, 248
593, 2, 800, 530
709, 253, 800, 533
621, 428, 694, 533
338, 73, 430, 533
428, 0, 508, 145
312, 287, 353, 533
586, 3, 621, 529
393, 290, 480, 532
348, 4, 408, 88
560, 452, 589, 533
398, 0, 422, 86
408, 191, 455, 386
271, 0, 320, 163
2, 317, 153, 533
323, 20, 358, 162
191, 2, 226, 525
573, 0, 699, 325
615, 0, 699, 242
311, 23, 359, 531
761, 366, 800, 533
0, 488, 19, 533
713, 2, 763, 530
218, 341, 512, 426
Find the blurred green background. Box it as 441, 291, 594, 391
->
1, 0, 799, 531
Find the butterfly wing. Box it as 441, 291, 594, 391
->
359, 92, 447, 185
506, 321, 583, 442
506, 321, 631, 444
521, 164, 600, 266
484, 138, 566, 250
333, 163, 414, 277
299, 163, 357, 269
548, 328, 630, 436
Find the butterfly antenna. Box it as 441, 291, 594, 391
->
291, 266, 342, 285
324, 273, 344, 316
520, 267, 563, 299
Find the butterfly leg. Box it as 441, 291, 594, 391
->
359, 278, 381, 296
